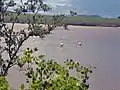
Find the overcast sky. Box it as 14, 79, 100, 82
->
15, 0, 120, 17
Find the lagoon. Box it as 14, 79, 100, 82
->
6, 24, 120, 90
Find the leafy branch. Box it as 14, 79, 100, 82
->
0, 0, 65, 76
19, 48, 95, 90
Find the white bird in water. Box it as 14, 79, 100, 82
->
78, 41, 83, 46
60, 42, 64, 47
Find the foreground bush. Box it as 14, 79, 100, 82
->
19, 48, 94, 90
0, 48, 94, 90
0, 76, 9, 90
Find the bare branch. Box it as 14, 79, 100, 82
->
3, 34, 30, 76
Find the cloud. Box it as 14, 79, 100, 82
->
8, 0, 88, 15
9, 0, 120, 17
42, 0, 87, 15
43, 0, 71, 14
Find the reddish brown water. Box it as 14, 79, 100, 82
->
6, 24, 120, 90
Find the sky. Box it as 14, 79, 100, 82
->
14, 0, 120, 17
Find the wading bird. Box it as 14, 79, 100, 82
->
60, 42, 64, 47
78, 41, 83, 46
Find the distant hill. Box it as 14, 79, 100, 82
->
77, 14, 101, 18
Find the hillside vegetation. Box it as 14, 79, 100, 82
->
5, 12, 120, 27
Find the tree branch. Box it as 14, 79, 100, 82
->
3, 35, 30, 76
8, 13, 20, 60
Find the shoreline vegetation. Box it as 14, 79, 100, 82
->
7, 22, 120, 27
6, 20, 120, 28
5, 12, 120, 27
6, 23, 120, 29
64, 23, 120, 27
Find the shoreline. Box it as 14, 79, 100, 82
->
6, 23, 120, 29
65, 23, 120, 28
67, 25, 119, 28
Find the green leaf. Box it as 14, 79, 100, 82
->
20, 84, 25, 90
